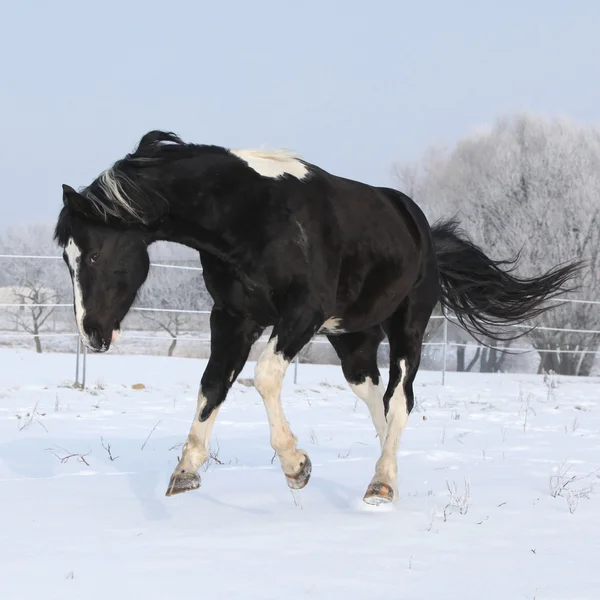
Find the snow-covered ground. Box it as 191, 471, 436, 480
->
0, 348, 599, 599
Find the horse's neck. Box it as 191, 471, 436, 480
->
147, 157, 251, 264
150, 211, 238, 265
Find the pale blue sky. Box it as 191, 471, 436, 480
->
2, 0, 599, 224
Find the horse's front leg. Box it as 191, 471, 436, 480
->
254, 307, 324, 490
166, 308, 262, 496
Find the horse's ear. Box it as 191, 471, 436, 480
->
62, 184, 92, 217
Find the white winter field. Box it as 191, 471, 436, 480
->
0, 348, 599, 600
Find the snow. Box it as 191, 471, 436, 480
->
0, 348, 599, 599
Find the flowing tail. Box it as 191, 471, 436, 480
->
431, 219, 582, 341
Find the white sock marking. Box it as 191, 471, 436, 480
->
254, 337, 305, 473
230, 148, 308, 180
254, 337, 289, 400
175, 392, 220, 474
349, 376, 386, 447
373, 359, 409, 487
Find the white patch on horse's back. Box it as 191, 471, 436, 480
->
320, 317, 345, 334
65, 238, 90, 346
230, 148, 308, 180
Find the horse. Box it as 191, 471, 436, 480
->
53, 130, 580, 505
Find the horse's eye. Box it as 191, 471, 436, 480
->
89, 253, 100, 264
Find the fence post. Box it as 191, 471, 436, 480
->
442, 316, 448, 385
294, 354, 299, 384
75, 335, 81, 387
82, 344, 88, 390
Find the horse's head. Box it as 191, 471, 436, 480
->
55, 185, 150, 352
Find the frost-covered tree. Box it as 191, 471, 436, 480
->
136, 256, 211, 357
394, 113, 599, 375
0, 224, 70, 352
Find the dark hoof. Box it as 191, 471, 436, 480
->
285, 454, 312, 490
363, 482, 394, 505
165, 472, 200, 496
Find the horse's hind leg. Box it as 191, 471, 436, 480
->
327, 327, 387, 447
363, 293, 436, 505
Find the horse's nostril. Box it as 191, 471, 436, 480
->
87, 328, 105, 350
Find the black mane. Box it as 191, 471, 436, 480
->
75, 130, 232, 227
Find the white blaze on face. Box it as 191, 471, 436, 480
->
65, 237, 91, 346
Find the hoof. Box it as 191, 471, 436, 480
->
165, 472, 200, 497
363, 482, 394, 505
285, 454, 312, 490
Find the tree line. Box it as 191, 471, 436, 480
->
394, 112, 599, 375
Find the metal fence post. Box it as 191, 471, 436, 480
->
442, 316, 448, 385
75, 335, 81, 387
82, 344, 88, 390
294, 354, 299, 384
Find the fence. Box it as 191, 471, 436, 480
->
1, 254, 599, 387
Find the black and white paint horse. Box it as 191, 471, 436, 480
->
54, 131, 579, 505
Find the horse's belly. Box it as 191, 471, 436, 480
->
330, 263, 417, 332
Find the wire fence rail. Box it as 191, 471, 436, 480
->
1, 302, 598, 388
1, 254, 599, 388
0, 254, 208, 272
